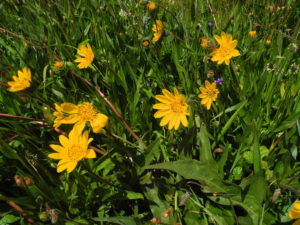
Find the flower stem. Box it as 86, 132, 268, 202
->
229, 63, 243, 100
70, 70, 141, 143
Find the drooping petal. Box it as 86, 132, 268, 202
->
48, 153, 63, 159
60, 103, 78, 113
90, 113, 108, 133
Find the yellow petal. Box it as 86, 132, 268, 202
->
162, 89, 175, 99
57, 162, 69, 173
60, 103, 78, 113
160, 112, 173, 126
180, 114, 188, 127
66, 162, 78, 173
59, 135, 69, 148
154, 110, 170, 118
90, 113, 108, 133
72, 121, 86, 136
155, 95, 172, 104
174, 116, 181, 130
153, 103, 170, 110
49, 144, 65, 153
48, 153, 63, 159
168, 116, 176, 130
86, 149, 96, 159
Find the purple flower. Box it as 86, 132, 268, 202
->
208, 21, 214, 27
214, 78, 223, 86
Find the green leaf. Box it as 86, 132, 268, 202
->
144, 160, 240, 195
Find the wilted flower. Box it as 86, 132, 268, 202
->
266, 63, 276, 72
74, 43, 94, 69
153, 88, 189, 130
54, 61, 64, 69
289, 63, 299, 74
7, 67, 31, 92
199, 37, 209, 48
209, 32, 240, 65
198, 81, 220, 110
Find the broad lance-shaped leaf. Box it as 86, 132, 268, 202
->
144, 160, 240, 195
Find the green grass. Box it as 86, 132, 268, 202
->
0, 0, 299, 224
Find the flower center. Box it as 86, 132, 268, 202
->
207, 90, 217, 98
68, 145, 85, 161
218, 47, 232, 57
171, 97, 186, 113
78, 102, 96, 121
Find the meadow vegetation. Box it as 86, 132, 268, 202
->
0, 0, 299, 224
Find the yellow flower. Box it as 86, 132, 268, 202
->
265, 39, 271, 45
209, 32, 240, 65
147, 2, 157, 10
48, 127, 96, 173
54, 61, 64, 68
249, 30, 257, 37
153, 88, 189, 130
7, 67, 31, 92
74, 43, 94, 69
53, 102, 108, 134
289, 201, 300, 219
198, 81, 220, 110
143, 40, 150, 47
200, 37, 209, 48
151, 20, 164, 43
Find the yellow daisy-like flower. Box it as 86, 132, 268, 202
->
147, 2, 157, 10
265, 39, 271, 45
53, 102, 108, 134
198, 81, 220, 110
74, 43, 94, 69
54, 61, 64, 68
249, 30, 257, 37
7, 67, 31, 92
200, 37, 209, 48
153, 88, 189, 130
48, 127, 96, 173
209, 32, 240, 65
289, 201, 300, 219
151, 20, 164, 43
